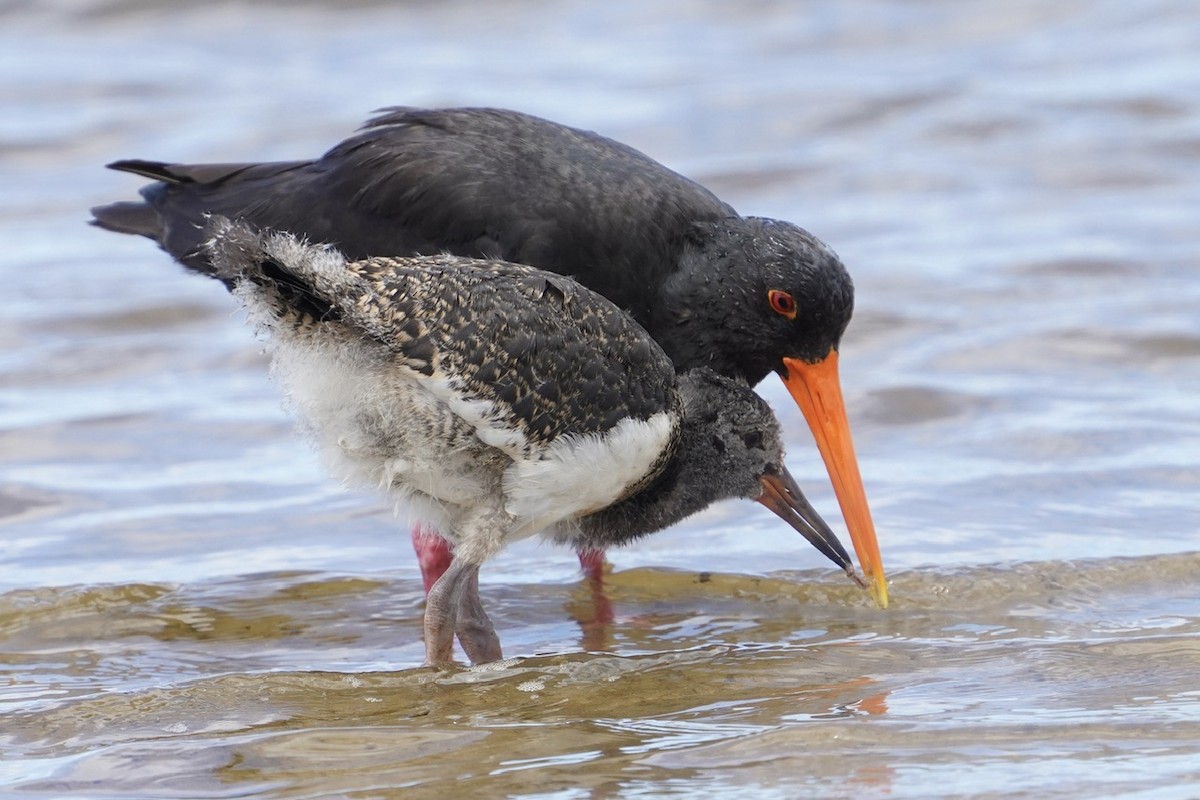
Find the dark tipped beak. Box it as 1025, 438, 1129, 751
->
757, 467, 868, 589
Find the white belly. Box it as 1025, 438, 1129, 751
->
262, 326, 673, 550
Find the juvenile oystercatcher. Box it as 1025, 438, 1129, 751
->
199, 218, 865, 664
91, 106, 887, 607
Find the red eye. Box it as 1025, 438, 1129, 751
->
767, 289, 797, 320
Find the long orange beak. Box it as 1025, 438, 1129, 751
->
781, 351, 888, 608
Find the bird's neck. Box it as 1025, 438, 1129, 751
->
573, 434, 711, 549
574, 377, 735, 548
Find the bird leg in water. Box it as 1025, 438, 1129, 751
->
414, 524, 614, 626
578, 547, 615, 628
423, 551, 500, 665
577, 548, 607, 584
424, 558, 477, 665
455, 566, 502, 664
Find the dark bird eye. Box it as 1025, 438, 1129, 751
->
767, 289, 797, 320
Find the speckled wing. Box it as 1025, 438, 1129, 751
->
338, 254, 680, 456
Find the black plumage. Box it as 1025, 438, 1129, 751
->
91, 107, 853, 379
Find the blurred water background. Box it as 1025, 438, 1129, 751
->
1, 1, 1198, 797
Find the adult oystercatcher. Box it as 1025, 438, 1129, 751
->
199, 218, 865, 664
91, 106, 887, 607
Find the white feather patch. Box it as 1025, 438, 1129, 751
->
502, 410, 675, 536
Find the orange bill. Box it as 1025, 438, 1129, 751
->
781, 351, 888, 608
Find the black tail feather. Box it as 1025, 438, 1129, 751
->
105, 159, 188, 183
89, 200, 161, 238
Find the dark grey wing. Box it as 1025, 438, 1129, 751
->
331, 108, 736, 318
343, 256, 679, 449
92, 107, 735, 321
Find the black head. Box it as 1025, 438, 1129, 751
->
674, 368, 858, 573
653, 217, 854, 385
674, 368, 786, 501
576, 368, 857, 576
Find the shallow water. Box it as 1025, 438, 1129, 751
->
2, 0, 1199, 797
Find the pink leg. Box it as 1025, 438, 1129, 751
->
577, 548, 614, 627
415, 527, 614, 656
411, 523, 454, 595
577, 548, 607, 584
456, 567, 502, 664
423, 558, 472, 666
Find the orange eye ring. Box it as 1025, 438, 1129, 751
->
767, 289, 798, 320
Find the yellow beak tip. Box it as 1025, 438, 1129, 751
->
871, 579, 889, 609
